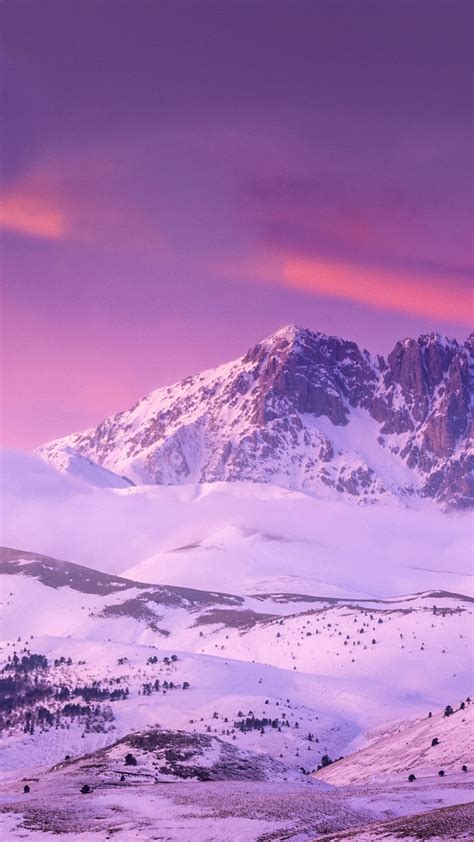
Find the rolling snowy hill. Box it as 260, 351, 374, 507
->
315, 704, 473, 786
1, 547, 472, 760
0, 546, 472, 840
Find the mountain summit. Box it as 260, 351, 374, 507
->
39, 326, 473, 508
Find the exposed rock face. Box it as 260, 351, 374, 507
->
39, 326, 473, 509
243, 329, 377, 426
371, 333, 473, 506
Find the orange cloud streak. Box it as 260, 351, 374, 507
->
281, 257, 472, 324
0, 171, 163, 255
213, 253, 472, 325
0, 194, 65, 240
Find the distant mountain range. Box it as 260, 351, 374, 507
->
39, 325, 473, 509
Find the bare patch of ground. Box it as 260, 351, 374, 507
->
314, 800, 474, 840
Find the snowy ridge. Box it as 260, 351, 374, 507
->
315, 704, 473, 786
38, 325, 473, 508
42, 446, 134, 489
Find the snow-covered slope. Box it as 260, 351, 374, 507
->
1, 547, 472, 840
315, 704, 473, 786
38, 326, 474, 508
40, 446, 134, 489
2, 547, 472, 730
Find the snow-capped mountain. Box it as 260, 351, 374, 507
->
39, 325, 473, 508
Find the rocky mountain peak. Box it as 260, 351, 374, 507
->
38, 326, 473, 509
243, 325, 377, 427
386, 333, 462, 395
246, 324, 365, 364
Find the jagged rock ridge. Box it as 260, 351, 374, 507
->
39, 326, 473, 508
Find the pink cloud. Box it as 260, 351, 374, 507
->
215, 253, 473, 325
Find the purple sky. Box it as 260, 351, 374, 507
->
1, 0, 472, 448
